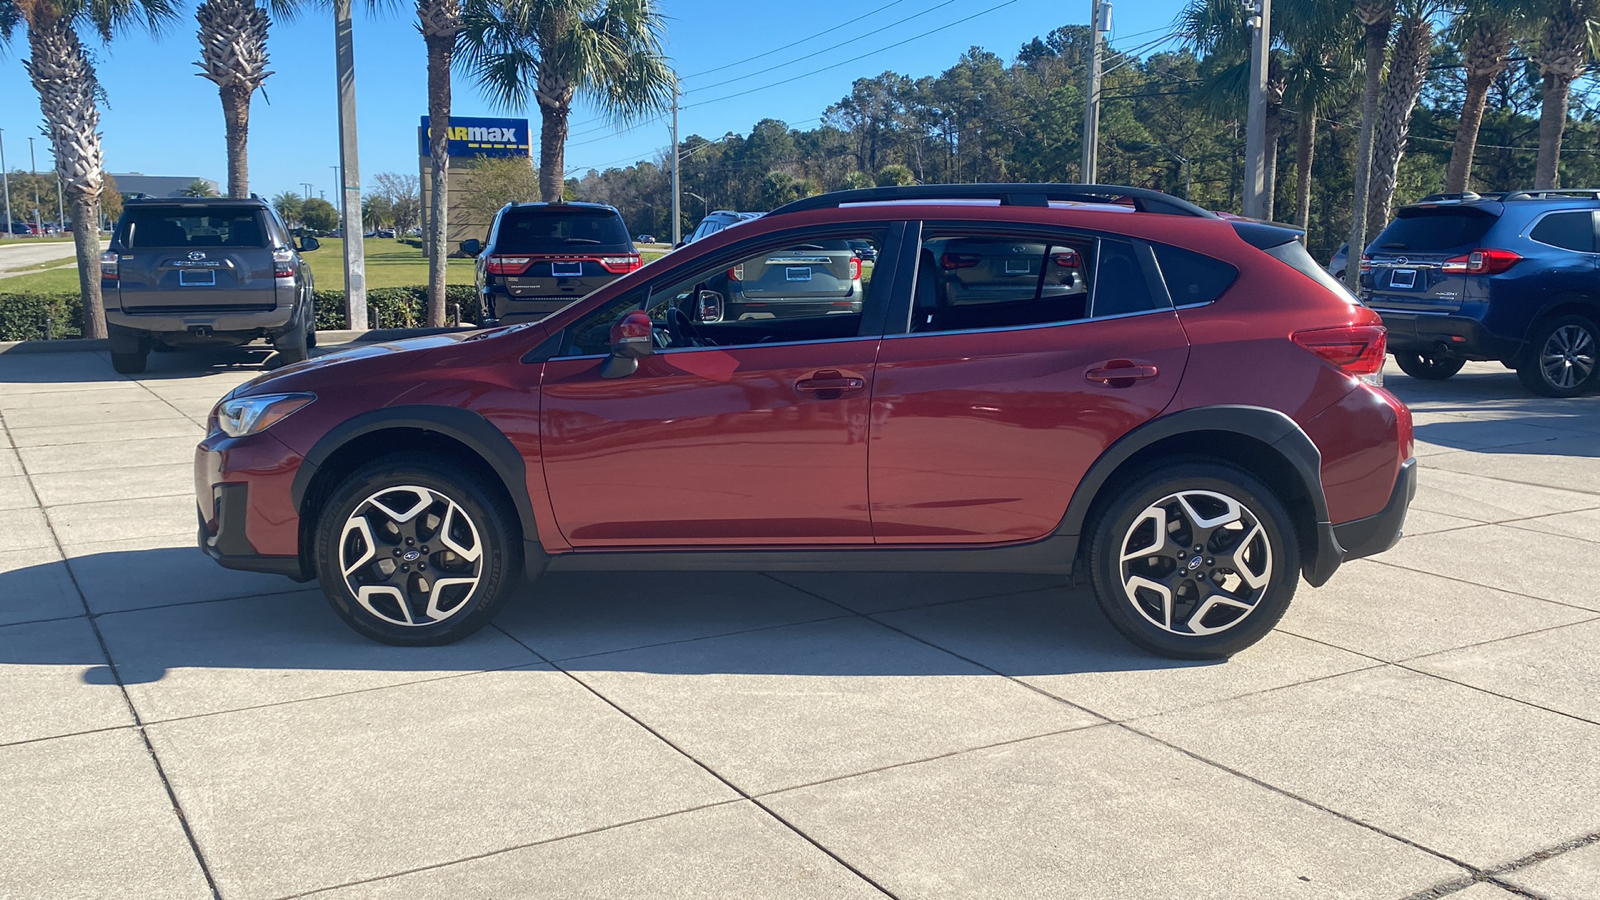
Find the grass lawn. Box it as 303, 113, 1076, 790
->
0, 237, 669, 295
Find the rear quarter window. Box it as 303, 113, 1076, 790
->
1529, 211, 1596, 252
1152, 244, 1238, 305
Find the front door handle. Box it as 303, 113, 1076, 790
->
1086, 361, 1160, 387
795, 369, 867, 399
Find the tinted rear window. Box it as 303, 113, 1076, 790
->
1372, 208, 1497, 252
495, 208, 630, 253
1529, 211, 1595, 252
1152, 244, 1238, 305
1263, 239, 1358, 302
124, 208, 269, 249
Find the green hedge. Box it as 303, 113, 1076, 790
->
0, 286, 481, 341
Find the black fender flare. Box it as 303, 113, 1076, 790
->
1054, 405, 1343, 587
290, 405, 541, 554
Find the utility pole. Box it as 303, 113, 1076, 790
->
1242, 0, 1271, 219
28, 137, 41, 235
670, 88, 681, 245
333, 0, 368, 329
1, 130, 11, 240
1081, 1, 1108, 184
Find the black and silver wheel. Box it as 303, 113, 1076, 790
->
314, 455, 521, 645
1393, 350, 1464, 381
1518, 315, 1598, 397
1087, 462, 1299, 659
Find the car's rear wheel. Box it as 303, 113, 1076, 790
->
314, 454, 522, 645
274, 313, 311, 365
111, 350, 147, 375
1087, 462, 1299, 659
1517, 314, 1599, 397
1393, 350, 1465, 381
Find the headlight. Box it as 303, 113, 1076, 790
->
210, 393, 315, 437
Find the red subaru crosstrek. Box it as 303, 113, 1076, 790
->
197, 185, 1414, 659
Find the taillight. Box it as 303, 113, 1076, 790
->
727, 263, 744, 281
272, 247, 295, 278
1441, 249, 1522, 275
598, 255, 641, 274
99, 251, 118, 281
1052, 250, 1080, 268
1359, 255, 1372, 275
1292, 324, 1388, 386
849, 256, 861, 281
941, 252, 981, 269
486, 256, 532, 275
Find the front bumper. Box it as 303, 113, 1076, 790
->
196, 432, 313, 581
1374, 310, 1524, 362
199, 483, 309, 580
1332, 457, 1418, 563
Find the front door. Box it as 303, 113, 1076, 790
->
539, 225, 898, 547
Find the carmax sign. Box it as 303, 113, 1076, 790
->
418, 116, 531, 158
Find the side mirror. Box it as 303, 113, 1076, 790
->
297, 236, 320, 252
697, 289, 724, 323
601, 310, 654, 379
461, 238, 482, 256
675, 239, 688, 249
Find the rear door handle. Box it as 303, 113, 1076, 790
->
1086, 362, 1160, 386
795, 369, 867, 398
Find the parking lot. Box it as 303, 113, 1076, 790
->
2, 346, 1598, 900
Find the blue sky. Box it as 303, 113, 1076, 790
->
0, 0, 1184, 202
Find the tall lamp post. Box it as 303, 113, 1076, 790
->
28, 137, 41, 235
1242, 0, 1272, 219
0, 129, 11, 240
683, 190, 709, 219
333, 0, 368, 328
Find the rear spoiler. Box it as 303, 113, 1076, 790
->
1229, 220, 1305, 250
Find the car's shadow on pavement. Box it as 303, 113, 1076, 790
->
0, 344, 284, 385
0, 547, 1207, 682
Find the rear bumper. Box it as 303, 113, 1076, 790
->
107, 305, 296, 340
1375, 310, 1524, 361
1332, 457, 1417, 563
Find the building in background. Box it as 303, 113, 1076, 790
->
417, 116, 532, 255
111, 173, 222, 199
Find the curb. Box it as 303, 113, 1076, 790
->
0, 326, 476, 356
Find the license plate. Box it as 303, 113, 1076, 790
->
179, 269, 216, 287
1005, 259, 1030, 274
552, 261, 582, 277
785, 267, 813, 282
1390, 268, 1417, 289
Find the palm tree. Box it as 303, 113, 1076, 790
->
0, 0, 177, 340
1443, 2, 1519, 193
418, 0, 461, 327
1344, 0, 1395, 292
1365, 0, 1440, 233
1283, 32, 1354, 233
1531, 0, 1600, 189
183, 178, 220, 197
459, 0, 676, 203
195, 0, 294, 199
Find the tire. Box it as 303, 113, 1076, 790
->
1086, 461, 1300, 660
111, 350, 147, 375
313, 453, 523, 646
1517, 314, 1599, 397
1393, 350, 1465, 381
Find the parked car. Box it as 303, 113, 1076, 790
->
847, 238, 878, 262
463, 201, 640, 325
637, 233, 656, 243
684, 210, 762, 246
928, 236, 1085, 307
1328, 242, 1348, 280
100, 197, 319, 374
1361, 189, 1600, 396
197, 183, 1413, 660
694, 237, 867, 321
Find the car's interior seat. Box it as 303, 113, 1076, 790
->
227, 218, 263, 247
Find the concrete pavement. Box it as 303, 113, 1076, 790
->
1, 348, 1597, 899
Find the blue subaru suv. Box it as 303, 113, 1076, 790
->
1362, 190, 1600, 396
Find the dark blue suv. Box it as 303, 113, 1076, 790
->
1362, 190, 1600, 396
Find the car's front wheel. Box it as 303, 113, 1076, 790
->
1393, 350, 1465, 381
1517, 315, 1598, 397
314, 454, 522, 645
1087, 462, 1299, 659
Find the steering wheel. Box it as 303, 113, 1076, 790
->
664, 306, 707, 347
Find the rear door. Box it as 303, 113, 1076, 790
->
1362, 204, 1500, 314
114, 206, 278, 311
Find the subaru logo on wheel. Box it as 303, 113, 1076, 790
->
403, 549, 420, 561
188, 250, 206, 261
1187, 557, 1203, 570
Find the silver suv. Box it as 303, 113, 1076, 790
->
100, 198, 319, 374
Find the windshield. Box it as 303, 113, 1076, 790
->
495, 208, 631, 253
1372, 209, 1497, 253
124, 208, 269, 249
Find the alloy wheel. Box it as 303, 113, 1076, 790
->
1117, 489, 1273, 637
338, 485, 484, 627
1540, 324, 1597, 391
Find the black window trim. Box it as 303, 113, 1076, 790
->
880, 220, 1175, 338
544, 219, 908, 360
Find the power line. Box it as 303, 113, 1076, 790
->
680, 0, 917, 80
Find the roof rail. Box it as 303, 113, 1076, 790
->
768, 183, 1218, 218
1500, 189, 1600, 201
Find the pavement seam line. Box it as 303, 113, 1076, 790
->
1365, 557, 1600, 615
544, 611, 858, 664
1402, 829, 1600, 899
0, 414, 224, 900
490, 622, 905, 900
1393, 614, 1600, 665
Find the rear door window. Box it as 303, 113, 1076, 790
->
1529, 211, 1596, 252
124, 209, 268, 249
1372, 209, 1497, 252
495, 208, 631, 253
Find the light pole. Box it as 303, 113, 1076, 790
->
683, 190, 709, 219
28, 137, 41, 235
300, 181, 314, 199
333, 0, 368, 328
669, 88, 681, 245
1081, 1, 1109, 184
330, 164, 343, 226
1242, 0, 1272, 219
0, 129, 11, 240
